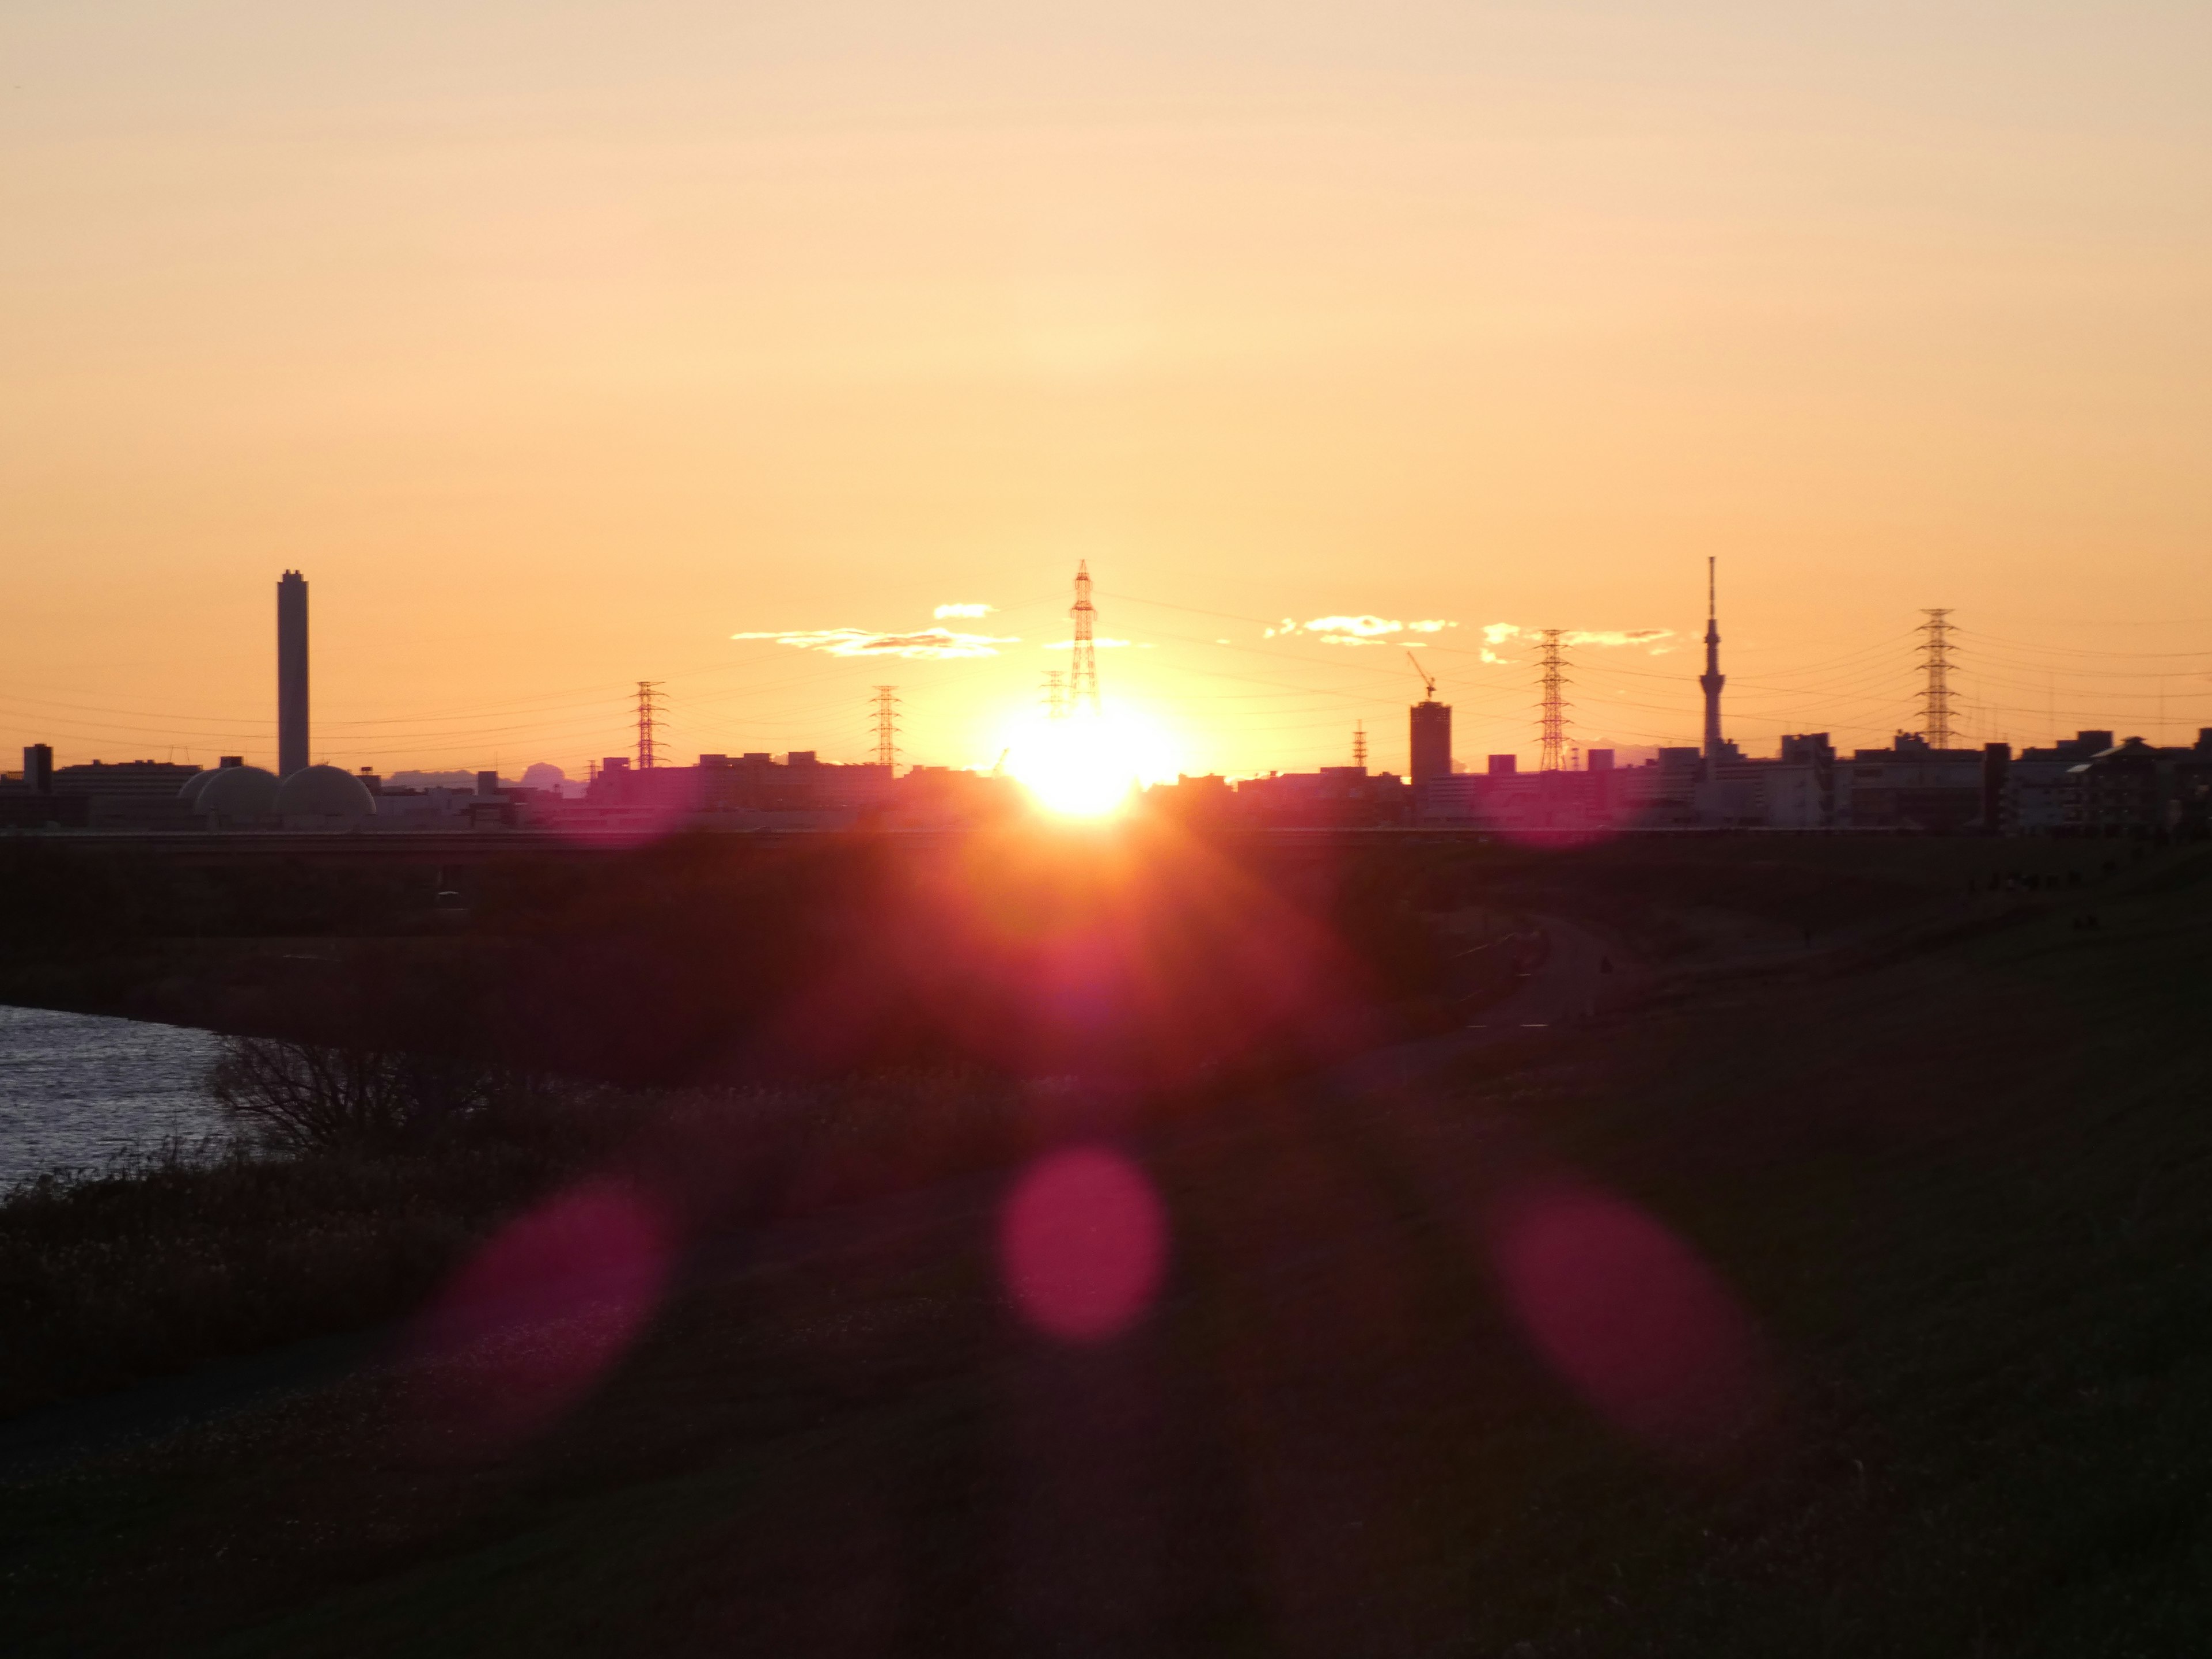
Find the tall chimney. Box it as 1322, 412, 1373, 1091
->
278, 571, 309, 777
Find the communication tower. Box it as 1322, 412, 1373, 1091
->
1352, 720, 1368, 771
634, 680, 664, 770
1537, 630, 1571, 773
1699, 556, 1726, 767
871, 685, 901, 768
1069, 560, 1100, 715
1919, 609, 1956, 749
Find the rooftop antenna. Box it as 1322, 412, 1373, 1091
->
1919, 608, 1956, 749
1537, 629, 1571, 773
871, 685, 901, 768
1069, 561, 1100, 715
634, 680, 664, 770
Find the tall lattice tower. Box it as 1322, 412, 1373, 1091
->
1068, 560, 1100, 715
1919, 608, 1956, 749
634, 680, 664, 770
1042, 669, 1067, 721
1536, 630, 1571, 772
1352, 720, 1368, 771
871, 685, 900, 768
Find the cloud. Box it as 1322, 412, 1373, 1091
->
934, 602, 993, 619
1265, 614, 1460, 642
734, 626, 1018, 660
1476, 623, 1675, 657
1306, 614, 1406, 638
1565, 628, 1675, 650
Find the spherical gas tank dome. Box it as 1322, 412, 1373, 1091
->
179, 770, 216, 804
198, 765, 280, 819
274, 764, 376, 820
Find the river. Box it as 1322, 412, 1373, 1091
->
0, 1006, 229, 1188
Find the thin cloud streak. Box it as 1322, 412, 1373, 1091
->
1264, 614, 1459, 642
1477, 623, 1676, 660
734, 626, 1019, 660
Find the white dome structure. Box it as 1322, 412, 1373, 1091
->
198, 765, 281, 821
274, 764, 376, 821
178, 770, 216, 804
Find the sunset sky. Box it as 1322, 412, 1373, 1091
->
6, 2, 2210, 780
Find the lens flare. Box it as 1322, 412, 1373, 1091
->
1003, 707, 1171, 819
1001, 1146, 1169, 1342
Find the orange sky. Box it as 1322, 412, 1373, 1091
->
5, 2, 2211, 781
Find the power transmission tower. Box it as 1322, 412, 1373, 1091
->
871, 685, 901, 768
1536, 630, 1571, 772
1042, 669, 1067, 721
1352, 720, 1368, 771
634, 680, 664, 770
1918, 608, 1956, 749
1069, 560, 1100, 715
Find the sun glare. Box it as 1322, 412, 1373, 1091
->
1004, 708, 1171, 818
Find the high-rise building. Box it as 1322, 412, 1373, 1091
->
1410, 698, 1452, 786
278, 571, 309, 777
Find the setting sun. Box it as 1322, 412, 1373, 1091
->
1002, 707, 1175, 818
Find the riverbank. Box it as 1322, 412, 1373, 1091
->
2, 847, 2206, 1654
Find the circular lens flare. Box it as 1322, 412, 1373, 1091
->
1000, 1146, 1169, 1342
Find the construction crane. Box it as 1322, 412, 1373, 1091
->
1407, 649, 1438, 701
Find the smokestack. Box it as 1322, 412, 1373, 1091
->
278, 571, 308, 777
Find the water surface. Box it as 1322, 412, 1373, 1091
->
0, 1006, 228, 1188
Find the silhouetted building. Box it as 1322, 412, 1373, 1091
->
41, 759, 206, 828
1142, 773, 1235, 825
1233, 767, 1409, 828
1840, 733, 1983, 831
1410, 698, 1452, 787
278, 570, 309, 777
2067, 734, 2212, 836
22, 744, 53, 792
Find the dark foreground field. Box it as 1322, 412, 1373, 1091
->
4, 837, 2211, 1656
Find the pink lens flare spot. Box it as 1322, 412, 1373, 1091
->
1493, 1185, 1772, 1455
409, 1179, 673, 1453
1001, 1146, 1170, 1343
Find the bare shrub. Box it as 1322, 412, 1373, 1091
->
206, 1034, 495, 1151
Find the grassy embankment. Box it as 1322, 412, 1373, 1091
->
2, 836, 2207, 1655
